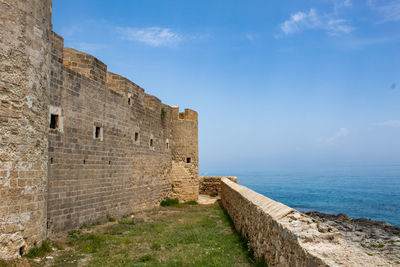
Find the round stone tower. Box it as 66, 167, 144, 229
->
0, 0, 52, 260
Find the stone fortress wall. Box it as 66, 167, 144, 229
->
0, 1, 393, 266
47, 34, 198, 235
0, 0, 52, 260
0, 0, 198, 260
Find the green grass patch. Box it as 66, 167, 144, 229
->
51, 240, 65, 250
160, 197, 179, 207
118, 217, 135, 225
184, 200, 198, 205
105, 223, 132, 235
90, 221, 102, 227
150, 242, 161, 250
209, 193, 218, 197
79, 224, 88, 229
108, 216, 116, 222
70, 233, 105, 253
52, 252, 83, 267
27, 203, 256, 266
137, 254, 154, 262
25, 241, 52, 258
68, 229, 81, 239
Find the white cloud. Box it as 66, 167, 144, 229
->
326, 19, 354, 35
245, 33, 260, 41
337, 36, 398, 49
319, 128, 349, 144
117, 27, 182, 47
276, 8, 354, 37
278, 9, 318, 36
376, 120, 400, 128
334, 0, 353, 13
367, 0, 400, 22
343, 0, 353, 7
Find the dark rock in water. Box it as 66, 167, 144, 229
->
304, 211, 400, 264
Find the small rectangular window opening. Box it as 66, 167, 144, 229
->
186, 157, 191, 164
150, 139, 153, 147
135, 132, 139, 142
95, 126, 101, 139
50, 114, 59, 129
166, 142, 169, 149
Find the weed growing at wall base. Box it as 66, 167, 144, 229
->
24, 241, 52, 258
184, 200, 198, 205
160, 197, 179, 207
160, 197, 198, 207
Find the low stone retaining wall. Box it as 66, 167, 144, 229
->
199, 176, 237, 195
220, 178, 390, 267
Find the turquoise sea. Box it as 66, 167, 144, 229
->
207, 165, 400, 227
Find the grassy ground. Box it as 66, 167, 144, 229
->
8, 203, 263, 267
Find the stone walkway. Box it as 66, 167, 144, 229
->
197, 194, 220, 205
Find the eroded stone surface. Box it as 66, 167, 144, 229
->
199, 176, 237, 196
220, 178, 392, 267
198, 194, 219, 205
306, 211, 400, 265
0, 0, 52, 259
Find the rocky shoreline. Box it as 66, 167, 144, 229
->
305, 211, 400, 265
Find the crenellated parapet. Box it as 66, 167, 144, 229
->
50, 38, 193, 118
178, 108, 198, 122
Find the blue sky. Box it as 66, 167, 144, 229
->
52, 0, 400, 173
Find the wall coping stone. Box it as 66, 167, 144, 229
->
220, 178, 391, 266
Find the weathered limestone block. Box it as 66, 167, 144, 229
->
170, 162, 199, 201
220, 178, 392, 267
199, 176, 237, 195
0, 233, 26, 260
0, 0, 52, 259
63, 48, 107, 85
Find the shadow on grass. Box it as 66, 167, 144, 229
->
217, 200, 268, 267
160, 197, 199, 207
